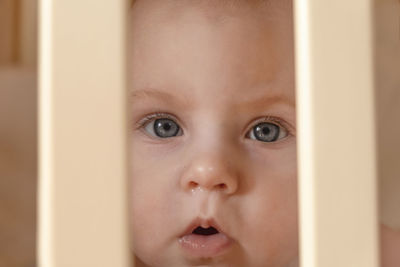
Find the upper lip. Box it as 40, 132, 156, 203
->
180, 217, 224, 237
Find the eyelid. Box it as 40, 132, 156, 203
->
135, 112, 179, 129
245, 116, 295, 139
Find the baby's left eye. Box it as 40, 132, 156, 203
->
247, 122, 288, 142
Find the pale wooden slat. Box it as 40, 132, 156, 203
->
294, 0, 379, 266
38, 0, 132, 266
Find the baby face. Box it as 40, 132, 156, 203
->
129, 1, 298, 266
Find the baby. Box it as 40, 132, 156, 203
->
128, 0, 400, 267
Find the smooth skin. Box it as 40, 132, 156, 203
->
129, 1, 400, 266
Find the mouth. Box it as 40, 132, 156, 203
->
192, 226, 219, 235
178, 218, 232, 258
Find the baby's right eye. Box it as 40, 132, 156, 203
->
143, 117, 183, 138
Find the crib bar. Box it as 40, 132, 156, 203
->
38, 0, 131, 267
376, 0, 400, 229
294, 0, 379, 267
20, 0, 38, 67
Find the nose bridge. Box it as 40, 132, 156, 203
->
180, 142, 239, 194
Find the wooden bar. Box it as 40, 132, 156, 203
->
19, 0, 38, 68
294, 0, 379, 266
38, 0, 132, 266
0, 0, 18, 65
376, 0, 400, 230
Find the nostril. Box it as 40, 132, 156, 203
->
189, 181, 198, 188
217, 183, 227, 190
192, 226, 219, 236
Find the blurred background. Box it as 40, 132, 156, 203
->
0, 0, 37, 266
0, 1, 399, 267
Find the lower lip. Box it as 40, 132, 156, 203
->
178, 233, 232, 258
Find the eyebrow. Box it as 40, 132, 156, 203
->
131, 88, 193, 108
238, 93, 295, 110
131, 88, 295, 109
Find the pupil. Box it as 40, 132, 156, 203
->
163, 123, 171, 131
262, 127, 271, 135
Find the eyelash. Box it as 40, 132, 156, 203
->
247, 116, 290, 132
134, 112, 293, 140
135, 112, 179, 130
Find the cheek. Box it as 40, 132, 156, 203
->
129, 144, 179, 254
130, 170, 165, 249
130, 149, 176, 225
130, 140, 179, 193
243, 181, 298, 265
241, 147, 298, 263
250, 146, 298, 229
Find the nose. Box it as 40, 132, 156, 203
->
180, 153, 239, 195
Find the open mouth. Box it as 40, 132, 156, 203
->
192, 226, 219, 236
179, 219, 232, 258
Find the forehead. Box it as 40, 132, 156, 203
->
129, 0, 294, 105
